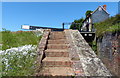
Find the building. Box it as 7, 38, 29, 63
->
81, 5, 110, 32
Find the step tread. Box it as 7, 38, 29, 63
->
40, 67, 74, 76
48, 39, 66, 41
47, 44, 68, 46
49, 37, 66, 39
43, 57, 71, 62
48, 39, 67, 44
47, 44, 69, 50
45, 49, 68, 52
50, 32, 65, 34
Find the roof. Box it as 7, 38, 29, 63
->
91, 6, 110, 15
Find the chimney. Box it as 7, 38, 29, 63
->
103, 5, 107, 10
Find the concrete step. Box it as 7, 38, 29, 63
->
39, 67, 74, 76
48, 39, 67, 44
45, 49, 69, 57
51, 32, 65, 34
47, 44, 69, 49
42, 57, 72, 67
49, 35, 66, 40
49, 32, 66, 40
50, 32, 65, 36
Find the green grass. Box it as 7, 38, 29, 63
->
0, 30, 42, 50
0, 32, 2, 43
94, 14, 120, 37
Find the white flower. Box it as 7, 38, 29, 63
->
1, 45, 37, 70
23, 51, 28, 55
0, 50, 4, 55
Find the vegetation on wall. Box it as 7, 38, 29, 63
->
94, 14, 120, 37
88, 41, 97, 55
92, 14, 120, 55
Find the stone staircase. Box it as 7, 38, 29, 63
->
36, 30, 112, 77
41, 31, 74, 76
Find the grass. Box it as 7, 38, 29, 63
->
94, 14, 120, 37
0, 32, 2, 50
0, 30, 42, 50
0, 32, 2, 43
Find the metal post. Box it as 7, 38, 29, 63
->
62, 23, 64, 30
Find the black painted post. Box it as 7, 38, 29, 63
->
62, 23, 64, 30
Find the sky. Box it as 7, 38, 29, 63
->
2, 0, 120, 2
1, 2, 119, 31
118, 1, 120, 14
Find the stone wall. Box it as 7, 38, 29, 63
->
65, 29, 111, 77
97, 31, 120, 76
35, 29, 50, 75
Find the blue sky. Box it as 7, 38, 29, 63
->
1, 2, 119, 31
2, 0, 120, 2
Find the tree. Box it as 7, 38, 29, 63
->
69, 10, 92, 30
70, 18, 84, 30
85, 10, 93, 17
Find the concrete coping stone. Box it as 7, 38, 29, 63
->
64, 30, 112, 76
